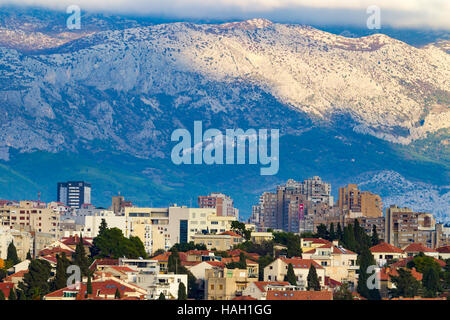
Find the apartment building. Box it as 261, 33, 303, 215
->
57, 181, 91, 209
263, 258, 325, 289
0, 201, 60, 240
192, 231, 243, 251
338, 184, 382, 219
135, 272, 188, 300
301, 241, 358, 285
205, 267, 257, 300
198, 193, 239, 218
385, 205, 440, 248
251, 177, 334, 232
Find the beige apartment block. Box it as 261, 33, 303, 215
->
338, 184, 382, 219
205, 267, 257, 300
192, 232, 243, 251
0, 201, 60, 240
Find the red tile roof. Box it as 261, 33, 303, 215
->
324, 277, 342, 288
220, 231, 242, 237
89, 258, 119, 271
39, 247, 74, 257
108, 266, 136, 273
403, 243, 437, 253
0, 282, 15, 298
232, 295, 257, 300
379, 267, 422, 281
436, 246, 450, 254
370, 242, 403, 254
304, 244, 356, 255
44, 278, 144, 300
280, 258, 323, 269
186, 250, 215, 256
205, 261, 226, 268
267, 290, 332, 300
39, 255, 57, 265
391, 256, 446, 268
253, 281, 290, 292
61, 235, 93, 246
5, 270, 28, 281
302, 238, 331, 244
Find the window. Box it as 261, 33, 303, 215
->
210, 284, 214, 290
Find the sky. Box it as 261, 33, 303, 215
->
0, 0, 449, 29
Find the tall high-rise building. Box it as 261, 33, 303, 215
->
57, 181, 91, 209
337, 184, 382, 219
385, 205, 439, 248
250, 177, 334, 233
198, 193, 238, 218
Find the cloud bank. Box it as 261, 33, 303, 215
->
1, 0, 449, 29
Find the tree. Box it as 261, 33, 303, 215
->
389, 268, 421, 298
285, 263, 297, 285
371, 225, 380, 246
422, 267, 440, 298
342, 224, 357, 253
333, 283, 353, 300
178, 282, 187, 300
98, 219, 108, 236
73, 235, 90, 276
158, 292, 166, 300
7, 241, 20, 266
87, 273, 93, 295
114, 288, 121, 299
336, 223, 343, 242
316, 224, 329, 240
90, 227, 148, 259
8, 288, 16, 300
0, 289, 5, 300
26, 251, 32, 260
407, 253, 441, 275
329, 223, 336, 241
273, 232, 302, 258
18, 259, 52, 300
53, 253, 71, 290
307, 264, 321, 291
357, 246, 381, 300
0, 269, 6, 282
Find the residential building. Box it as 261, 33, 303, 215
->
263, 258, 325, 289
266, 290, 333, 300
242, 281, 293, 300
250, 232, 273, 244
110, 193, 133, 215
436, 246, 450, 260
192, 231, 243, 251
337, 184, 382, 219
57, 181, 91, 209
402, 243, 439, 259
198, 193, 239, 218
0, 201, 60, 240
369, 242, 405, 267
301, 240, 358, 285
205, 267, 257, 300
385, 205, 439, 248
135, 272, 188, 300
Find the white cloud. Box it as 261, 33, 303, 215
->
1, 0, 449, 29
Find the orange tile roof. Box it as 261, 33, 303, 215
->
232, 295, 257, 300
253, 281, 290, 292
379, 267, 422, 281
403, 243, 437, 253
267, 290, 332, 300
108, 266, 136, 273
302, 238, 331, 244
45, 278, 143, 299
89, 258, 119, 271
436, 246, 450, 254
220, 231, 242, 237
370, 242, 403, 254
280, 258, 323, 269
0, 282, 15, 298
5, 270, 28, 281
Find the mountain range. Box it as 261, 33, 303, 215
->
0, 7, 448, 221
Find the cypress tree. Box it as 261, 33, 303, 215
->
371, 225, 380, 246
422, 267, 439, 298
8, 288, 16, 300
177, 282, 187, 300
336, 223, 343, 242
357, 246, 381, 300
114, 288, 121, 299
73, 235, 90, 276
18, 259, 52, 300
329, 223, 336, 241
285, 263, 297, 285
26, 251, 32, 260
0, 289, 5, 300
307, 264, 321, 291
158, 292, 166, 300
54, 253, 70, 290
7, 241, 20, 266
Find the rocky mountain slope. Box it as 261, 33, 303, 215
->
0, 9, 448, 220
